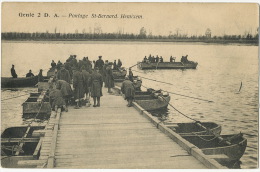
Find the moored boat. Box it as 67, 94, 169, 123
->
1, 126, 45, 168
22, 91, 51, 115
112, 68, 127, 79
181, 133, 247, 162
138, 61, 198, 70
1, 76, 39, 88
164, 122, 222, 136
134, 89, 170, 111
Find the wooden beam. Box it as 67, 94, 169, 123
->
47, 108, 61, 168
15, 127, 30, 156
32, 130, 46, 137
18, 160, 46, 166
1, 138, 39, 143
33, 137, 43, 159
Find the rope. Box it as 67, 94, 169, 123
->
142, 84, 197, 122
161, 89, 213, 103
139, 76, 173, 85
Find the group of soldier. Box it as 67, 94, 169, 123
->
48, 55, 127, 111
143, 54, 177, 63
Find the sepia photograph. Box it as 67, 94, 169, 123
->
1, 2, 259, 169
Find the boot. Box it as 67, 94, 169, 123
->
63, 105, 68, 112
79, 100, 82, 107
74, 101, 80, 109
97, 97, 100, 107
93, 97, 97, 107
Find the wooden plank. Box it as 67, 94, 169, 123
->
33, 137, 43, 158
18, 160, 46, 166
47, 108, 61, 168
1, 138, 39, 143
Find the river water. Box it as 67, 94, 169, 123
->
1, 41, 258, 168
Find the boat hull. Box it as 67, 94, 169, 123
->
135, 95, 170, 111
181, 134, 247, 161
138, 62, 198, 70
1, 76, 38, 88
165, 122, 222, 136
1, 126, 44, 168
22, 93, 51, 115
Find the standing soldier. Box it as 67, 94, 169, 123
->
57, 65, 71, 83
128, 68, 134, 82
121, 76, 135, 107
90, 67, 103, 107
72, 66, 85, 109
117, 59, 122, 68
11, 65, 18, 78
81, 66, 91, 104
103, 60, 109, 88
106, 62, 115, 93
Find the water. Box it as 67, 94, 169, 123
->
1, 41, 258, 168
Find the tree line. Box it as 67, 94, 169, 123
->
2, 31, 258, 42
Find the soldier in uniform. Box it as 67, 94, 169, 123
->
72, 66, 85, 109
121, 76, 135, 107
90, 67, 103, 107
57, 65, 71, 83
106, 62, 114, 93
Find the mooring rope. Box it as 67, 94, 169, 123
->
142, 84, 197, 122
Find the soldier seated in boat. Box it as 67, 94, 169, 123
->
11, 64, 18, 78
38, 69, 44, 82
160, 56, 164, 62
170, 56, 175, 62
156, 55, 159, 63
26, 70, 34, 77
117, 59, 122, 68
143, 56, 148, 63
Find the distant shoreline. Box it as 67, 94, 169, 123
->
2, 39, 258, 46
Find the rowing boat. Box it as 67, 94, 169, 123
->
182, 133, 247, 162
134, 89, 170, 111
138, 61, 198, 70
1, 126, 45, 168
164, 122, 222, 136
1, 76, 38, 88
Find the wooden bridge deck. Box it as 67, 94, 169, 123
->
54, 88, 206, 169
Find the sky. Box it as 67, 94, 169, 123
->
2, 2, 259, 36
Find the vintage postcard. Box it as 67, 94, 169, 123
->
1, 2, 259, 169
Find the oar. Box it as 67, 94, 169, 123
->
128, 62, 141, 69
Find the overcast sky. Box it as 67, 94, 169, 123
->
2, 2, 259, 36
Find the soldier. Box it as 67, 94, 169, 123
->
128, 68, 134, 82
26, 70, 34, 77
106, 62, 114, 93
72, 66, 85, 109
38, 69, 44, 82
57, 65, 71, 83
90, 67, 103, 107
81, 66, 91, 104
55, 79, 73, 107
121, 76, 135, 107
49, 83, 68, 112
117, 59, 122, 68
11, 65, 18, 78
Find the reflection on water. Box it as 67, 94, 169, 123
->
1, 41, 258, 169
